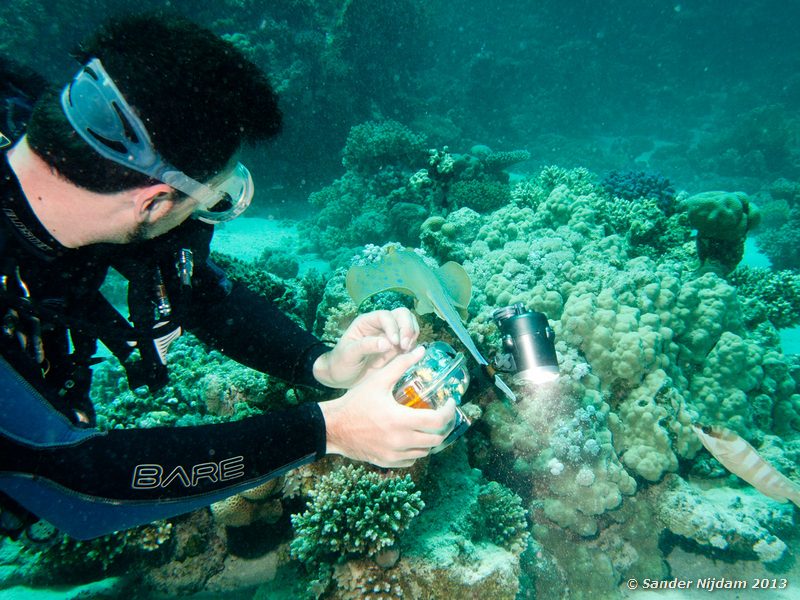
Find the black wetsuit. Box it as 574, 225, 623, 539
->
0, 140, 330, 539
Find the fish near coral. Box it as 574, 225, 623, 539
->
692, 424, 800, 508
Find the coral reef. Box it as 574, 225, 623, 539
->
389, 163, 798, 594
72, 161, 800, 598
730, 266, 800, 329
19, 519, 174, 586
469, 481, 530, 552
299, 122, 532, 259
755, 206, 800, 270
91, 332, 282, 430
290, 464, 425, 565
448, 179, 510, 213
653, 475, 794, 563
4, 3, 800, 598
601, 169, 677, 215
690, 105, 798, 178
210, 478, 285, 527
140, 510, 228, 596
686, 190, 761, 275
90, 249, 327, 432
341, 120, 427, 174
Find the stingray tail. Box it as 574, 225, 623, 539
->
482, 364, 517, 402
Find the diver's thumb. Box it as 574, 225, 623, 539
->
380, 346, 425, 386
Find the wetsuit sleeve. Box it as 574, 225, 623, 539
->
185, 269, 330, 389
0, 402, 327, 540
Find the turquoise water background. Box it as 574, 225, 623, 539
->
2, 2, 800, 599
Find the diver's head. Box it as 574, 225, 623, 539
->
26, 14, 280, 223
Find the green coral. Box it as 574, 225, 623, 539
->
730, 266, 800, 328
591, 194, 692, 261
26, 531, 130, 584
290, 464, 424, 564
469, 481, 530, 552
483, 150, 531, 173
687, 191, 758, 241
537, 165, 599, 197
448, 179, 510, 213
686, 190, 761, 274
342, 120, 426, 173
509, 165, 599, 213
91, 332, 290, 430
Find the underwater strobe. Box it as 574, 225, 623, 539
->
493, 303, 559, 386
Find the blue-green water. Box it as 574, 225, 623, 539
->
2, 2, 800, 599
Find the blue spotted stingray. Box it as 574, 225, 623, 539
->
346, 248, 515, 400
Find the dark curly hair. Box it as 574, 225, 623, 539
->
27, 13, 281, 193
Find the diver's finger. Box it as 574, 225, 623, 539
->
348, 335, 393, 360
391, 307, 419, 350
402, 429, 451, 449
378, 446, 431, 468
398, 398, 457, 435
374, 309, 402, 347
376, 456, 419, 469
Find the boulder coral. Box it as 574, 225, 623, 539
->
407, 165, 799, 553
686, 190, 761, 274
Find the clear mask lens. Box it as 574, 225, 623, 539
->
191, 162, 254, 224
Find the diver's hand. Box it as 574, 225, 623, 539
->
318, 347, 456, 468
312, 308, 420, 389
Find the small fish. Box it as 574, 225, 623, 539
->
692, 424, 800, 508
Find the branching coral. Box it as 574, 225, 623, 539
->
290, 464, 424, 565
469, 481, 530, 553
29, 531, 130, 583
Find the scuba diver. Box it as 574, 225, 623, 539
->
0, 15, 455, 541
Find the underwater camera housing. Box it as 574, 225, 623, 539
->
493, 303, 559, 385
393, 342, 471, 453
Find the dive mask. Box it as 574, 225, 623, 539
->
60, 58, 253, 224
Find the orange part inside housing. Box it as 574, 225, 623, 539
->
398, 385, 434, 409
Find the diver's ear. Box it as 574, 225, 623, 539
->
133, 183, 176, 223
